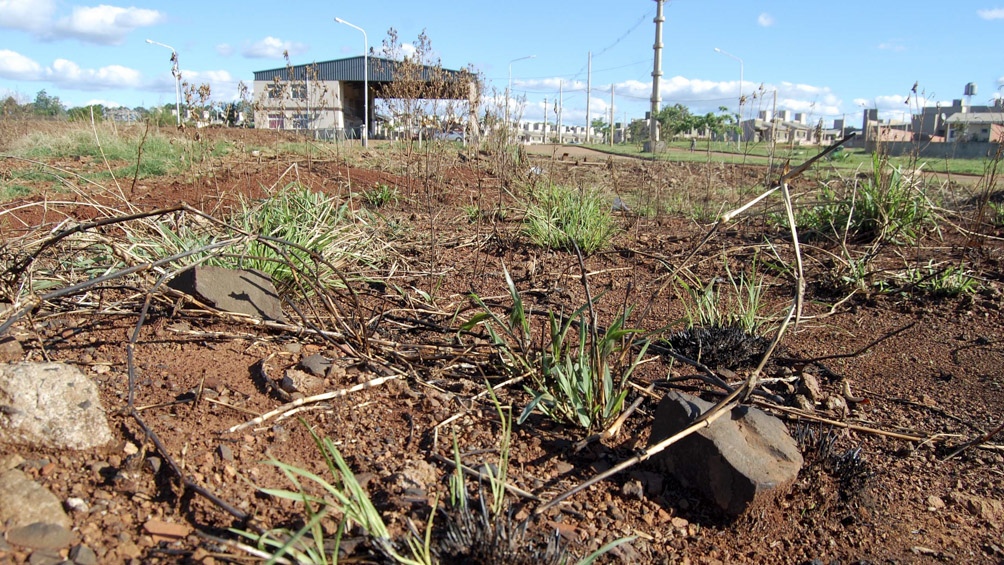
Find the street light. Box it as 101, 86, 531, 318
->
335, 17, 368, 147
507, 55, 536, 130
146, 39, 181, 127
714, 47, 743, 146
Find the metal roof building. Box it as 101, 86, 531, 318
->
252, 56, 475, 140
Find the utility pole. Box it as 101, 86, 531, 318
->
647, 0, 665, 153
543, 97, 548, 144
585, 52, 592, 144
558, 80, 563, 144
609, 84, 615, 146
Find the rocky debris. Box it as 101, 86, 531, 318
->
5, 521, 73, 550
298, 353, 332, 377
143, 518, 191, 543
279, 368, 325, 396
800, 371, 824, 402
0, 337, 23, 363
0, 468, 71, 530
167, 266, 286, 323
69, 544, 98, 565
649, 390, 803, 517
950, 492, 1004, 528
0, 363, 112, 450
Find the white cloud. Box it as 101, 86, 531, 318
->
82, 98, 122, 108
757, 13, 775, 27
878, 40, 906, 52
0, 49, 43, 80
977, 8, 1004, 19
216, 43, 233, 57
242, 36, 307, 59
54, 5, 165, 45
0, 0, 56, 32
46, 58, 143, 90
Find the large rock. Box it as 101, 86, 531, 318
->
167, 266, 286, 323
649, 390, 803, 517
0, 362, 112, 450
0, 469, 71, 530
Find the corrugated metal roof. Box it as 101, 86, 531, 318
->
253, 56, 465, 83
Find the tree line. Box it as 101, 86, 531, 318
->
1, 89, 252, 127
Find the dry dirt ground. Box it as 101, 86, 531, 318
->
1, 129, 1003, 564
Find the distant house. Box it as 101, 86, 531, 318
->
252, 56, 475, 140
912, 98, 1004, 141
104, 107, 141, 123
740, 111, 832, 145
516, 121, 596, 144
944, 112, 1004, 143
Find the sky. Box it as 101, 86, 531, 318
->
2, 0, 1003, 129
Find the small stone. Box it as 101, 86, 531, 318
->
0, 453, 24, 472
927, 495, 945, 510
26, 549, 64, 565
217, 445, 234, 462
622, 479, 645, 500
70, 544, 98, 565
282, 342, 303, 355
800, 372, 824, 402
65, 497, 89, 514
554, 461, 574, 474
146, 457, 161, 474
143, 519, 191, 542
298, 354, 332, 377
6, 522, 73, 549
0, 336, 24, 362
671, 516, 689, 529
123, 442, 139, 456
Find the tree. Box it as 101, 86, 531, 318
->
67, 104, 105, 122
656, 103, 697, 140
32, 89, 65, 118
591, 118, 610, 142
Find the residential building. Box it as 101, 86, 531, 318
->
516, 121, 597, 144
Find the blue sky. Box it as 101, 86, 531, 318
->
2, 0, 1002, 128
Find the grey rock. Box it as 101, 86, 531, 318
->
70, 544, 98, 565
298, 353, 332, 377
27, 548, 65, 565
217, 444, 234, 462
0, 362, 112, 450
0, 469, 71, 530
648, 390, 803, 517
6, 522, 73, 550
167, 266, 286, 323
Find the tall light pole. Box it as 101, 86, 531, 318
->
146, 39, 181, 127
335, 17, 368, 147
714, 47, 743, 147
507, 55, 535, 131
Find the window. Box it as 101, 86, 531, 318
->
292, 113, 309, 129
268, 113, 284, 129
267, 84, 283, 99
291, 84, 307, 100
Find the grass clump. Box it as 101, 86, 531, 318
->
523, 183, 618, 254
892, 261, 979, 298
793, 154, 933, 244
466, 267, 648, 433
362, 183, 399, 208
667, 254, 771, 368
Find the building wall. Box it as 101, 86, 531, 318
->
867, 140, 1001, 159
252, 79, 343, 133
